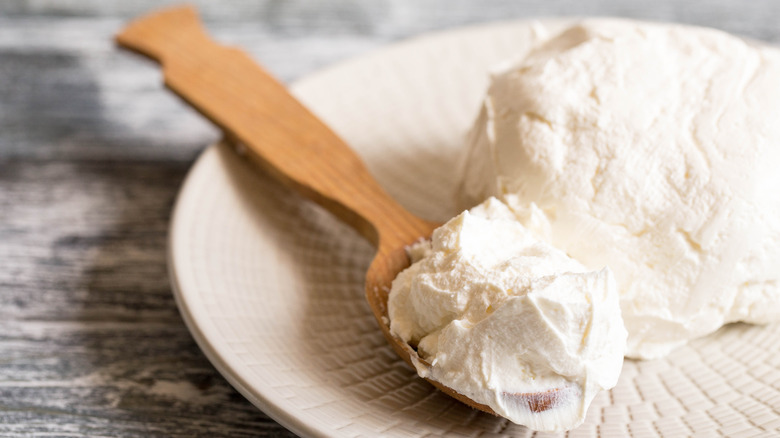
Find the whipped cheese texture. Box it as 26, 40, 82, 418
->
458, 19, 780, 359
388, 198, 627, 431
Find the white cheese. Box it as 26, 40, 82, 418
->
388, 198, 627, 431
458, 19, 780, 359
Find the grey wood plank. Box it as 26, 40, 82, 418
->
0, 160, 296, 436
1, 0, 779, 44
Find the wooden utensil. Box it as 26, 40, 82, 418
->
116, 5, 560, 417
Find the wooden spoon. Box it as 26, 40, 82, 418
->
116, 5, 560, 417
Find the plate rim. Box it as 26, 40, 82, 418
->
167, 160, 328, 438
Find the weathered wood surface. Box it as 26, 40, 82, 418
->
1, 1, 779, 436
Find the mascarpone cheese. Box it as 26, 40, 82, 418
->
458, 19, 780, 359
388, 198, 627, 431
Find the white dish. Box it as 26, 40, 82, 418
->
168, 19, 780, 437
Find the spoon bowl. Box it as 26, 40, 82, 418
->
116, 5, 557, 417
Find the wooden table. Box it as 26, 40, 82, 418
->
2, 1, 779, 436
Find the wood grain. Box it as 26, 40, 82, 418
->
0, 161, 277, 437
2, 1, 780, 437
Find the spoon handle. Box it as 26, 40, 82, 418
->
116, 6, 432, 249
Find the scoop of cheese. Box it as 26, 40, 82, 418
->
458, 19, 780, 359
388, 198, 627, 431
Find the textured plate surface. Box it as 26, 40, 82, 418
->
169, 19, 780, 437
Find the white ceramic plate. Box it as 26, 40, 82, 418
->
169, 19, 780, 437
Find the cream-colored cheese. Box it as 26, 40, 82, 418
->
388, 198, 627, 431
458, 19, 780, 359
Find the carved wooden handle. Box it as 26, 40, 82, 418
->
116, 5, 431, 248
